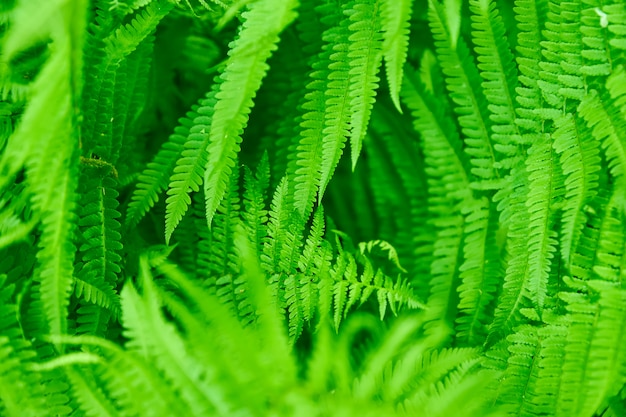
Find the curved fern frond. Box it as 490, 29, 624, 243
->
579, 87, 626, 191
203, 0, 298, 228
164, 89, 218, 243
103, 0, 174, 65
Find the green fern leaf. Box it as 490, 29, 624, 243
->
469, 0, 520, 158
241, 154, 270, 251
402, 67, 471, 336
552, 113, 601, 266
125, 111, 193, 228
314, 3, 351, 204
346, 0, 384, 170
524, 137, 563, 313
454, 198, 501, 346
121, 272, 218, 415
203, 0, 298, 228
380, 0, 412, 112
103, 0, 173, 64
165, 89, 218, 243
429, 0, 499, 187
76, 175, 123, 315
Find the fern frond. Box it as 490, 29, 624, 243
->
165, 88, 218, 243
590, 191, 626, 284
49, 335, 188, 417
103, 0, 173, 64
261, 176, 303, 289
552, 113, 601, 266
121, 272, 221, 415
429, 0, 499, 187
497, 323, 568, 416
346, 0, 384, 170
241, 154, 270, 251
313, 3, 351, 203
537, 1, 585, 108
0, 281, 46, 417
76, 175, 123, 312
211, 166, 251, 323
454, 198, 501, 346
579, 87, 626, 189
524, 136, 563, 313
330, 244, 423, 330
558, 284, 626, 417
402, 66, 472, 336
74, 277, 120, 317
65, 366, 120, 417
579, 5, 611, 78
203, 0, 298, 227
469, 0, 521, 160
125, 112, 192, 228
0, 335, 45, 417
380, 0, 411, 112
35, 159, 80, 339
284, 208, 327, 339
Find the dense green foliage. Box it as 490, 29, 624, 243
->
2, 0, 626, 415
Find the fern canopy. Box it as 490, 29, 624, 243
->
2, 0, 626, 417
